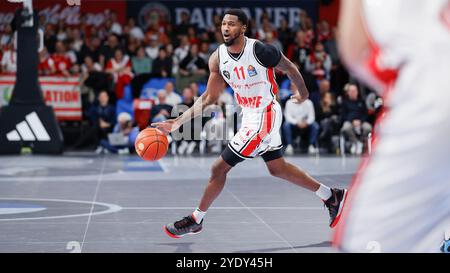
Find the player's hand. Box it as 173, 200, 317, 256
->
151, 119, 180, 135
290, 93, 308, 104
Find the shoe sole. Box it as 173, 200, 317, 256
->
163, 225, 202, 239
330, 189, 348, 229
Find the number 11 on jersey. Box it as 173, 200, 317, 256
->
233, 66, 246, 80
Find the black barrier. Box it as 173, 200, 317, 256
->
0, 5, 63, 154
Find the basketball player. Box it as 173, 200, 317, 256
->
152, 9, 347, 238
333, 0, 450, 252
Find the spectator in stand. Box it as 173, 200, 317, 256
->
156, 82, 181, 107
130, 46, 153, 98
340, 84, 372, 155
152, 46, 173, 78
80, 36, 102, 63
305, 42, 332, 81
106, 48, 133, 100
0, 24, 13, 48
290, 31, 310, 72
80, 55, 106, 112
317, 92, 339, 153
38, 47, 56, 76
189, 82, 200, 98
44, 24, 57, 53
150, 90, 173, 124
99, 112, 139, 155
277, 18, 293, 53
128, 18, 145, 41
99, 34, 121, 68
283, 96, 320, 155
145, 35, 160, 60
177, 44, 208, 90
187, 26, 200, 45
174, 87, 199, 155
132, 46, 152, 75
175, 12, 195, 39
109, 12, 123, 36
55, 19, 68, 42
198, 41, 211, 63
71, 90, 116, 150
52, 41, 72, 76
265, 32, 283, 52
0, 42, 17, 74
172, 35, 190, 75
317, 20, 332, 43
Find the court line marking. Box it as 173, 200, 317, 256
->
225, 188, 299, 253
80, 155, 107, 253
121, 207, 322, 210
0, 198, 122, 221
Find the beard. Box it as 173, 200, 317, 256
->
223, 33, 240, 47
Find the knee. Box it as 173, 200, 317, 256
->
268, 164, 285, 178
210, 161, 229, 179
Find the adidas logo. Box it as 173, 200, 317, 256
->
6, 112, 51, 142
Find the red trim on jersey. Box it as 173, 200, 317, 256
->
240, 104, 274, 157
267, 67, 278, 95
332, 19, 400, 250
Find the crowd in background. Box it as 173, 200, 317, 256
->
0, 9, 383, 155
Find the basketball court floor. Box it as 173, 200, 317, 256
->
0, 152, 361, 253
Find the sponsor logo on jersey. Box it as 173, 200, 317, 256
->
236, 93, 262, 108
223, 70, 230, 80
247, 65, 257, 77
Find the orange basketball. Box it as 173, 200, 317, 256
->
135, 128, 168, 161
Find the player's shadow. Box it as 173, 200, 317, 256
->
232, 241, 332, 253
156, 242, 195, 253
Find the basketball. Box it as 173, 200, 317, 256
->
135, 128, 168, 161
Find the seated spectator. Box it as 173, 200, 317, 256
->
283, 97, 319, 155
128, 18, 145, 41
173, 87, 199, 155
99, 34, 121, 68
106, 48, 133, 99
172, 35, 190, 75
305, 42, 332, 80
71, 90, 116, 150
79, 36, 102, 64
1, 42, 16, 74
52, 41, 73, 76
152, 47, 173, 78
317, 92, 339, 153
155, 82, 182, 107
98, 112, 140, 155
80, 55, 111, 106
38, 47, 56, 75
132, 46, 152, 75
145, 35, 160, 60
177, 44, 208, 90
340, 84, 372, 155
150, 90, 173, 123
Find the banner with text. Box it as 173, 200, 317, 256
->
0, 75, 82, 121
127, 0, 318, 31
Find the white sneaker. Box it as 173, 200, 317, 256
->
285, 145, 294, 156
118, 148, 130, 155
356, 141, 364, 155
177, 141, 189, 155
186, 141, 197, 155
95, 146, 104, 154
308, 145, 317, 155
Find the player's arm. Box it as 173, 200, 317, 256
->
151, 50, 225, 134
338, 0, 385, 90
276, 53, 309, 104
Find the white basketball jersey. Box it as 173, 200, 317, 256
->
218, 37, 278, 111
